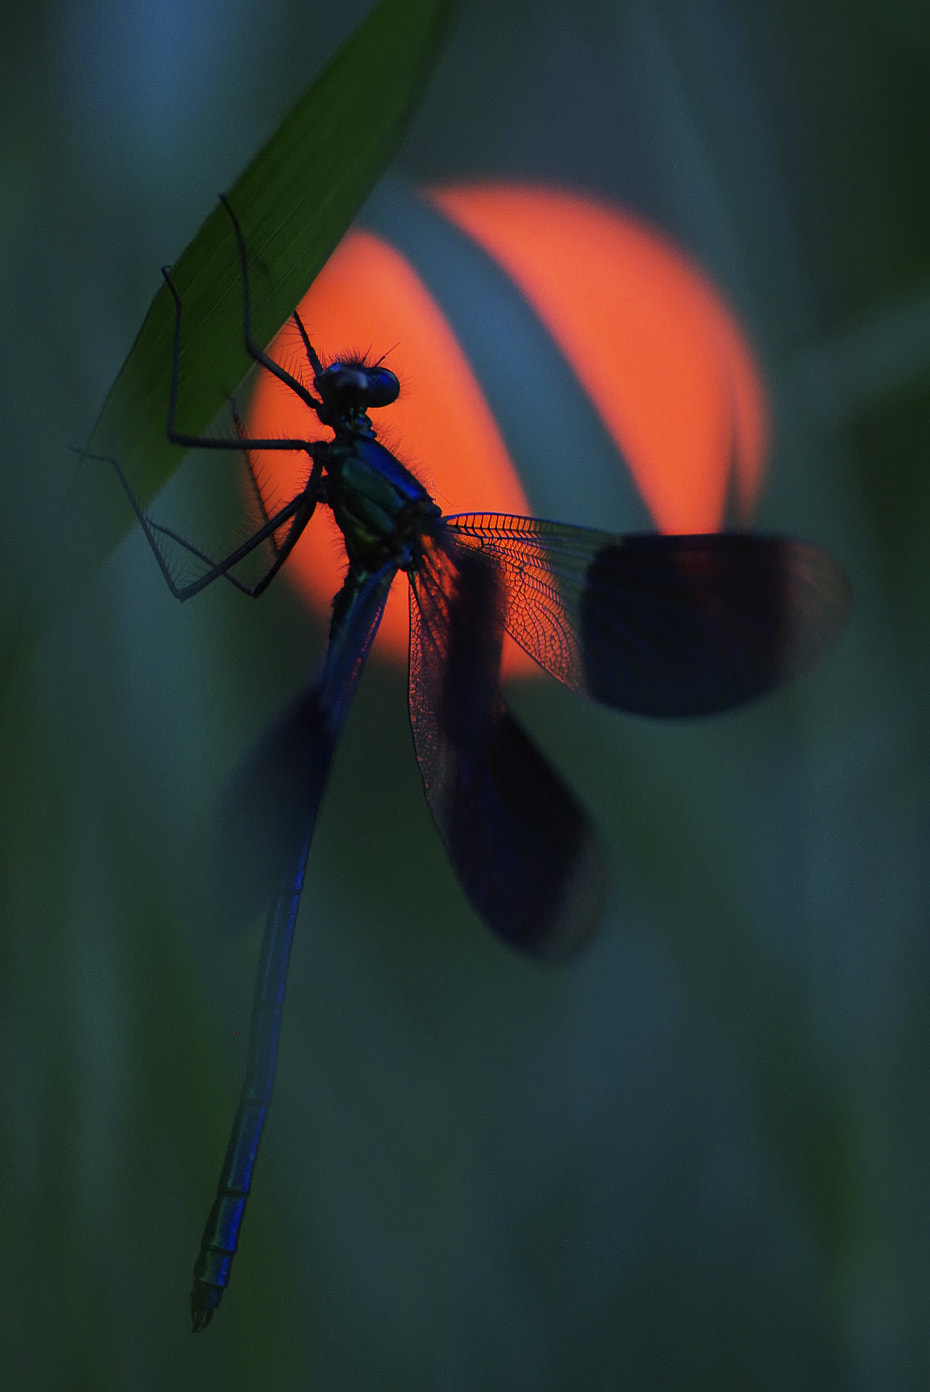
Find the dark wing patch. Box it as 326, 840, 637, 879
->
408, 530, 603, 959
447, 517, 849, 717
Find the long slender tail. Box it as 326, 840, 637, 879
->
189, 561, 395, 1331
190, 695, 333, 1332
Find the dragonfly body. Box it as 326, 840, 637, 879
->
108, 198, 849, 1330
325, 434, 439, 571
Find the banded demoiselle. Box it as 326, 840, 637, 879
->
109, 198, 849, 1329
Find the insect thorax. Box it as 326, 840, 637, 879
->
324, 434, 440, 571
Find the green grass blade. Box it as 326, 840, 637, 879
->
72, 0, 457, 594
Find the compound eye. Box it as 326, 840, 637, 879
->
363, 366, 400, 407
314, 362, 365, 401
314, 362, 399, 410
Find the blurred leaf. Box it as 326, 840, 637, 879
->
70, 0, 457, 598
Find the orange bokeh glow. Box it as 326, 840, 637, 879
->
246, 186, 768, 669
428, 185, 766, 532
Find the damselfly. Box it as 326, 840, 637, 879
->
109, 197, 849, 1329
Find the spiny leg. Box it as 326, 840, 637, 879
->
160, 263, 323, 457
219, 194, 327, 403
98, 445, 320, 600
101, 195, 340, 599
232, 402, 281, 561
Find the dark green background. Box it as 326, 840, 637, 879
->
2, 1, 928, 1386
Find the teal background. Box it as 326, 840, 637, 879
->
2, 1, 928, 1386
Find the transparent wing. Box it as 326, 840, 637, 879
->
446, 516, 850, 717
408, 531, 604, 960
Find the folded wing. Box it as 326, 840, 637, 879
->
408, 531, 604, 960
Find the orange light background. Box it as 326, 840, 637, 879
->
245, 186, 768, 670
428, 186, 767, 532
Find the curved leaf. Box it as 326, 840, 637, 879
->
74, 0, 457, 589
